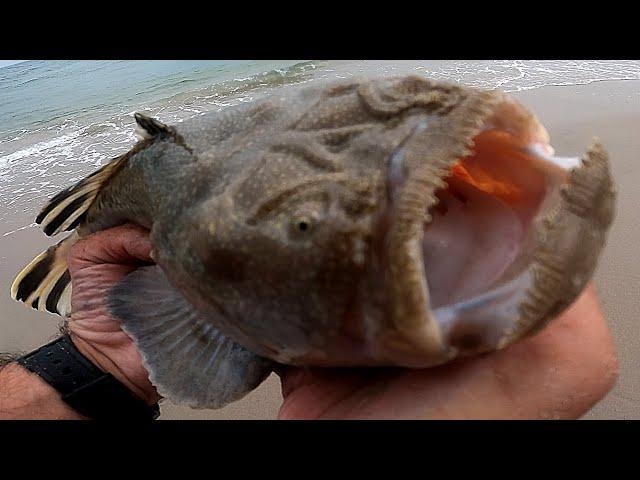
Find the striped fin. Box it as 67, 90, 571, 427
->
35, 155, 127, 236
134, 113, 173, 139
36, 113, 168, 237
10, 232, 78, 317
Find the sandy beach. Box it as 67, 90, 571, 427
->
1, 76, 638, 419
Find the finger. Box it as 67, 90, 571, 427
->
278, 366, 387, 419
68, 223, 153, 272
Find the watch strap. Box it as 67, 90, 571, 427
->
18, 335, 159, 420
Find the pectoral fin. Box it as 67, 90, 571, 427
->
107, 265, 273, 409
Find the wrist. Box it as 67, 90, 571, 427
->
0, 362, 85, 419
14, 335, 160, 420
69, 334, 159, 406
70, 333, 160, 405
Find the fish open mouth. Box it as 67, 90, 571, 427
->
381, 94, 615, 366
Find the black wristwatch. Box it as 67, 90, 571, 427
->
18, 335, 160, 420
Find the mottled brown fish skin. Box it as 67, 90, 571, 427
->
75, 75, 614, 368
76, 76, 478, 365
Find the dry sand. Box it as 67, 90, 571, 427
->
1, 79, 638, 419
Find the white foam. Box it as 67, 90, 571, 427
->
2, 222, 37, 237
411, 60, 640, 93
0, 130, 83, 166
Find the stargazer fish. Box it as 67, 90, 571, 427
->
11, 76, 616, 408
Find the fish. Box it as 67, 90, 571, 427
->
10, 75, 616, 409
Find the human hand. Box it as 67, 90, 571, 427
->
66, 223, 159, 406
277, 285, 618, 419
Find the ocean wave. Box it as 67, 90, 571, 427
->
84, 121, 119, 136
0, 60, 329, 229
146, 60, 323, 113
0, 128, 85, 167
3, 60, 637, 172
412, 60, 640, 92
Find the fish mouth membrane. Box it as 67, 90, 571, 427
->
384, 97, 615, 364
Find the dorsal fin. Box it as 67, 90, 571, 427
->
134, 113, 173, 139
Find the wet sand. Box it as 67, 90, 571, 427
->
1, 79, 638, 419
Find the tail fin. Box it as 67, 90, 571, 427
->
10, 233, 78, 317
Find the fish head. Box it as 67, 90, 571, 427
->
158, 76, 616, 367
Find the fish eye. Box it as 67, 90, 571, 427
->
290, 210, 320, 237
283, 198, 327, 238
293, 215, 313, 234
297, 220, 310, 232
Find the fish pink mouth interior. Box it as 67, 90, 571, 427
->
425, 129, 554, 309
392, 105, 582, 351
